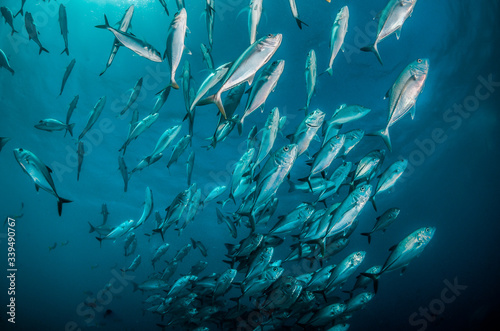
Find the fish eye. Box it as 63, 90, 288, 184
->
267, 34, 272, 37
273, 267, 278, 271
284, 146, 289, 151
19, 148, 23, 152
360, 187, 365, 192
425, 228, 431, 233
417, 59, 422, 63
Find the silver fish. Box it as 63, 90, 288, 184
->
0, 49, 14, 75
254, 144, 298, 210
121, 254, 141, 273
214, 269, 237, 297
100, 5, 134, 76
369, 59, 429, 151
25, 12, 49, 54
101, 203, 109, 225
158, 0, 170, 15
77, 141, 84, 181
64, 95, 79, 136
201, 34, 282, 118
363, 227, 435, 293
186, 151, 195, 186
133, 278, 169, 293
205, 0, 215, 49
352, 150, 386, 184
230, 149, 255, 201
325, 6, 349, 76
269, 202, 315, 235
1, 6, 17, 35
119, 113, 159, 153
304, 49, 317, 112
60, 59, 76, 96
13, 0, 25, 18
361, 208, 400, 244
327, 104, 371, 127
200, 43, 214, 71
134, 187, 153, 229
289, 109, 325, 156
34, 119, 75, 137
326, 251, 366, 292
216, 207, 237, 238
79, 96, 106, 141
58, 4, 69, 55
95, 15, 162, 63
123, 232, 135, 256
346, 266, 382, 296
167, 275, 197, 297
152, 243, 170, 269
167, 135, 191, 169
342, 129, 364, 156
120, 77, 143, 116
13, 148, 71, 216
97, 219, 134, 243
308, 303, 346, 326
370, 159, 407, 211
248, 0, 263, 44
164, 8, 189, 89
361, 0, 418, 65
316, 162, 352, 203
151, 124, 182, 157
246, 247, 273, 280
308, 134, 345, 178
204, 185, 227, 205
344, 292, 375, 314
288, 0, 308, 29
152, 86, 171, 113
191, 62, 232, 112
118, 154, 129, 192
241, 60, 285, 125
177, 189, 202, 236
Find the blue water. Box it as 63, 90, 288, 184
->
1, 0, 499, 330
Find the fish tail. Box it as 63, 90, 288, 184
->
170, 78, 179, 90
360, 232, 372, 244
360, 43, 383, 65
295, 18, 308, 30
88, 222, 96, 233
39, 46, 49, 55
14, 9, 22, 18
367, 126, 392, 152
11, 28, 18, 36
360, 272, 381, 294
66, 123, 75, 137
322, 67, 333, 76
7, 67, 14, 75
198, 92, 227, 119
370, 195, 378, 212
96, 237, 103, 248
95, 15, 110, 29
57, 197, 72, 216
61, 47, 69, 56
132, 282, 139, 292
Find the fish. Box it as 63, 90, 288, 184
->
204, 185, 227, 205
205, 0, 215, 49
368, 59, 429, 151
229, 149, 254, 202
288, 0, 308, 29
214, 269, 237, 297
191, 238, 208, 257
60, 59, 76, 96
150, 125, 182, 158
0, 49, 14, 75
288, 109, 325, 156
189, 261, 208, 276
200, 43, 214, 71
246, 247, 273, 280
173, 243, 192, 263
152, 243, 170, 269
119, 113, 159, 153
121, 255, 141, 273
326, 251, 366, 293
326, 185, 372, 239
216, 208, 237, 238
167, 135, 191, 169
247, 125, 258, 150
79, 96, 106, 141
307, 303, 346, 326
177, 188, 202, 236
342, 129, 364, 156
344, 266, 382, 297
58, 4, 69, 55
152, 86, 171, 113
60, 240, 70, 247
200, 34, 282, 118
118, 154, 129, 192
158, 0, 170, 15
248, 0, 263, 44
120, 77, 143, 116
191, 62, 232, 112
316, 161, 352, 203
344, 292, 375, 314
123, 232, 135, 255
48, 242, 57, 252
88, 222, 114, 237
95, 15, 162, 63
64, 95, 79, 137
132, 279, 169, 293
34, 119, 75, 137
360, 0, 418, 65
164, 8, 189, 89
361, 208, 400, 244
77, 141, 84, 181
269, 202, 315, 235
186, 151, 195, 186
175, 0, 185, 10
1, 6, 17, 35
362, 227, 435, 293
13, 148, 71, 216
24, 12, 49, 54
370, 159, 407, 211
303, 49, 317, 112
241, 60, 285, 125
325, 6, 349, 76
326, 104, 372, 128
134, 187, 153, 229
303, 134, 345, 186
167, 275, 197, 297
352, 150, 386, 184
254, 144, 299, 212
13, 0, 25, 18
100, 5, 134, 76
96, 219, 135, 245
156, 186, 193, 238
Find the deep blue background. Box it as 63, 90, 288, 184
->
1, 0, 499, 330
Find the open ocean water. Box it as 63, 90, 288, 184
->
1, 0, 499, 330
